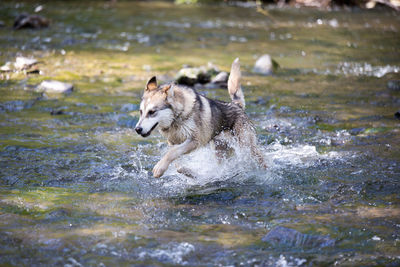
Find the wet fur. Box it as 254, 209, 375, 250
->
135, 58, 267, 178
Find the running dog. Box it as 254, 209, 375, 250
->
135, 58, 267, 178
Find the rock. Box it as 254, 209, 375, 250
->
211, 71, 228, 84
197, 71, 211, 84
37, 80, 73, 94
1, 57, 40, 72
0, 62, 13, 72
13, 13, 50, 30
14, 56, 38, 70
0, 21, 5, 27
253, 54, 279, 75
176, 67, 203, 86
387, 80, 400, 91
175, 64, 217, 86
262, 226, 335, 248
395, 111, 400, 120
120, 103, 138, 112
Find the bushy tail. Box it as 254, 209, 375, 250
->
228, 58, 245, 109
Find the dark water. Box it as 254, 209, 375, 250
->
1, 1, 400, 266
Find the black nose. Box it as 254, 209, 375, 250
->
135, 126, 142, 134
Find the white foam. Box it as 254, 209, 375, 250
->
137, 242, 195, 265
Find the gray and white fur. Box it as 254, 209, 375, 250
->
135, 58, 267, 178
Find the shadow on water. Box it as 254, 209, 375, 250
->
1, 0, 400, 266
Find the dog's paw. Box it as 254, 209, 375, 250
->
153, 161, 168, 178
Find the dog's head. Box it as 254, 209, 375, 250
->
135, 76, 174, 137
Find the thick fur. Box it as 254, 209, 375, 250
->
135, 58, 267, 178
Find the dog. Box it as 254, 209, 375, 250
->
135, 58, 267, 178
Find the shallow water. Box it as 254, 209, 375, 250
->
1, 1, 400, 266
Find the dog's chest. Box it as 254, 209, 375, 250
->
160, 118, 196, 145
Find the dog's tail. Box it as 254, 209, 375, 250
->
228, 58, 245, 109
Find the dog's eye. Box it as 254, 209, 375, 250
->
148, 110, 156, 116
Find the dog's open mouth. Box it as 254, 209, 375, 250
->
141, 122, 158, 137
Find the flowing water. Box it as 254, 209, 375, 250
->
1, 1, 400, 266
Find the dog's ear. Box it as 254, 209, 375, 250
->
146, 76, 157, 91
162, 84, 174, 97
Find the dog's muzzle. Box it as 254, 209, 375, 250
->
135, 123, 158, 137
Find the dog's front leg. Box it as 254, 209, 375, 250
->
153, 139, 198, 178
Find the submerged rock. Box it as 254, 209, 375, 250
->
387, 80, 400, 91
349, 127, 365, 136
262, 226, 335, 248
117, 114, 138, 128
13, 13, 50, 30
253, 54, 279, 75
0, 100, 35, 112
37, 80, 73, 94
